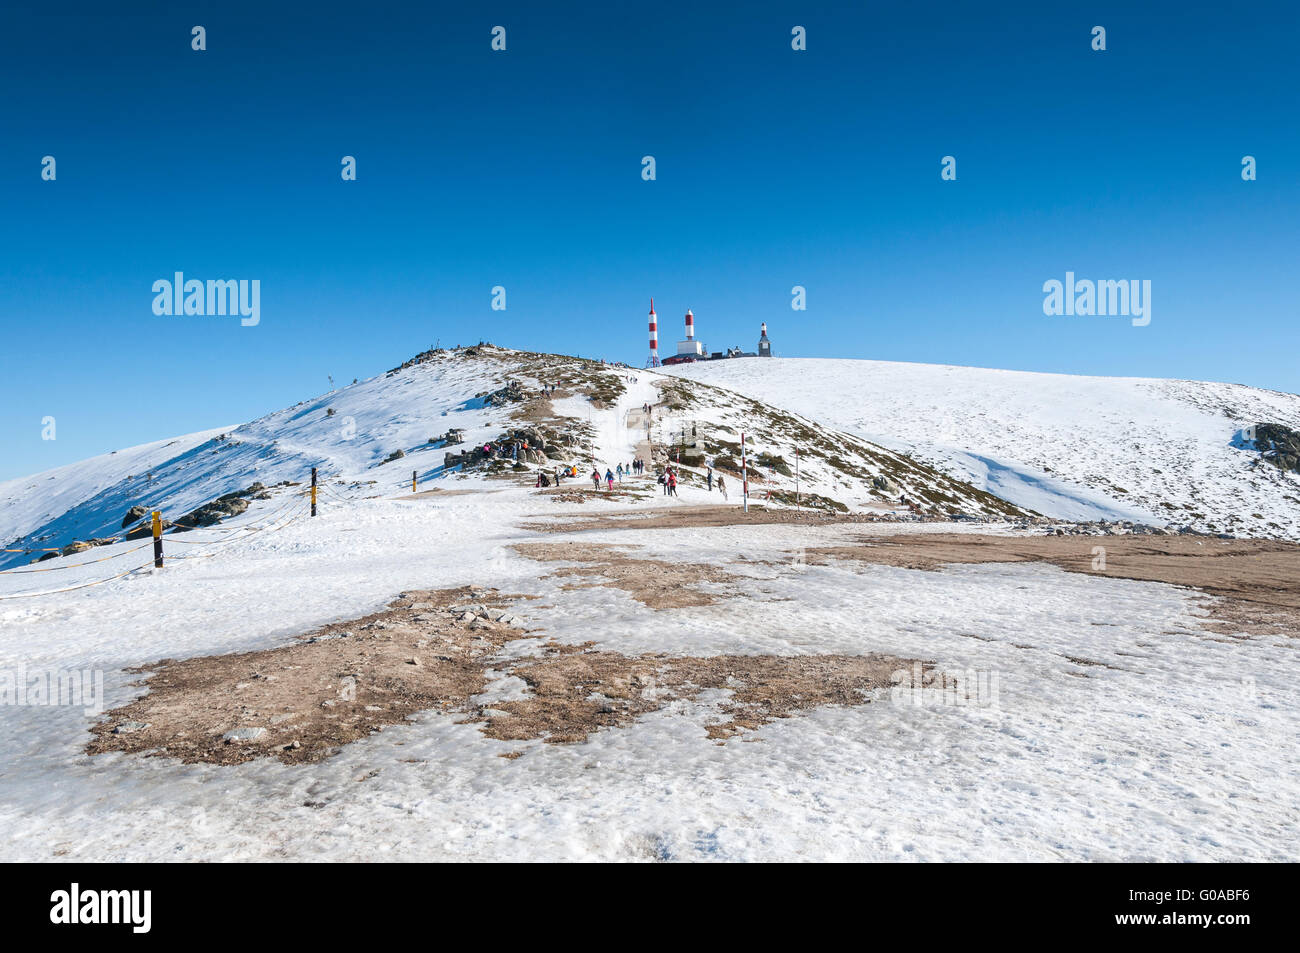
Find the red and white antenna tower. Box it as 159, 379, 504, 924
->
685, 308, 694, 341
646, 298, 660, 367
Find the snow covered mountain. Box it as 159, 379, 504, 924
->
3, 343, 1298, 863
665, 358, 1300, 540
0, 346, 1028, 569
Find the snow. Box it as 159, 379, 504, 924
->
1, 346, 1296, 861
1, 488, 1295, 861
664, 358, 1300, 538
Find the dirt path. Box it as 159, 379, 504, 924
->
625, 403, 656, 465
523, 503, 885, 532
806, 532, 1300, 636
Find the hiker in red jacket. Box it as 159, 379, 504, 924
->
591, 468, 601, 489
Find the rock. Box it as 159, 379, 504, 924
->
458, 611, 476, 622
223, 727, 266, 742
173, 495, 250, 532
407, 657, 421, 666
112, 721, 150, 734
121, 505, 149, 529
124, 518, 173, 540
1248, 423, 1300, 474
872, 474, 902, 495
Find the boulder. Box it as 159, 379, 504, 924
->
1250, 423, 1300, 474
121, 505, 149, 528
872, 475, 902, 495
174, 497, 250, 531
125, 519, 172, 540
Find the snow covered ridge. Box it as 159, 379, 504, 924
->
0, 345, 1035, 568
664, 358, 1300, 541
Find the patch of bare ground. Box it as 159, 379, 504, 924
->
534, 485, 649, 505
512, 542, 739, 608
87, 585, 536, 766
87, 581, 919, 766
804, 533, 1300, 636
474, 651, 909, 743
393, 487, 480, 499
522, 503, 876, 533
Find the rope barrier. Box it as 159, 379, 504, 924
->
0, 540, 156, 575
0, 501, 306, 598
0, 562, 156, 600
0, 471, 334, 599
166, 513, 304, 560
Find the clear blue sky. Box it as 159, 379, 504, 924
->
2, 0, 1297, 480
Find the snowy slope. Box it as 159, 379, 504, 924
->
0, 429, 231, 550
665, 358, 1300, 539
0, 347, 1030, 569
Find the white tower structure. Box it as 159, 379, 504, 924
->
676, 308, 704, 358
647, 299, 660, 367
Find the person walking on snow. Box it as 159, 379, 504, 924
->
616, 463, 623, 481
591, 468, 601, 490
717, 475, 727, 501
667, 470, 678, 496
707, 465, 714, 491
605, 469, 615, 491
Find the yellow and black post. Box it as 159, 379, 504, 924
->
151, 510, 163, 568
412, 469, 418, 493
311, 467, 318, 517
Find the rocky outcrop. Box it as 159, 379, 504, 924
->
171, 483, 266, 533
1251, 423, 1300, 474
60, 538, 118, 557
121, 505, 149, 528
444, 427, 553, 470
478, 380, 530, 407
124, 519, 173, 540
872, 475, 902, 496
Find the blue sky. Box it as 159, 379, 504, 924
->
1, 0, 1297, 480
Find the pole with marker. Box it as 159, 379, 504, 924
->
413, 469, 418, 493
311, 467, 318, 517
741, 431, 749, 513
151, 510, 163, 568
795, 449, 800, 509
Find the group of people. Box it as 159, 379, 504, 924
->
536, 463, 581, 488
531, 455, 731, 502
481, 437, 533, 461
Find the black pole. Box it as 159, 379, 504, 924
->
311, 467, 317, 517
151, 510, 163, 568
